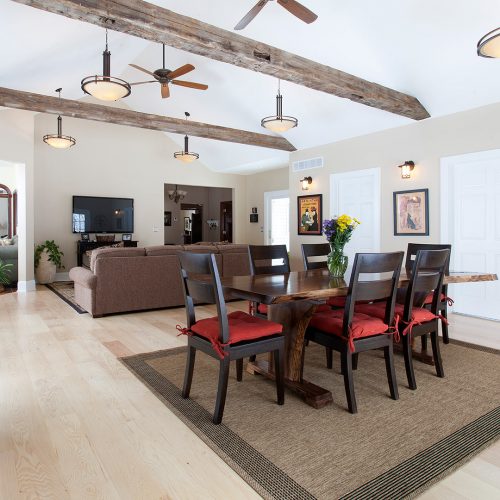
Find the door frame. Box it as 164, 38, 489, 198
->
264, 189, 289, 246
329, 167, 381, 253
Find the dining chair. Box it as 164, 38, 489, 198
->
178, 251, 285, 424
406, 243, 452, 344
357, 249, 450, 390
306, 251, 404, 414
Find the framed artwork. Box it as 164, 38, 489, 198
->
80, 233, 89, 241
249, 213, 258, 223
393, 189, 429, 236
297, 194, 322, 235
184, 217, 191, 232
122, 233, 132, 241
164, 211, 172, 227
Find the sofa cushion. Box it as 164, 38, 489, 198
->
90, 247, 146, 272
145, 245, 184, 256
216, 244, 249, 254
183, 245, 220, 253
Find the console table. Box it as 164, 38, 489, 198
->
77, 240, 138, 267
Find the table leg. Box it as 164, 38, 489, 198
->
246, 301, 333, 409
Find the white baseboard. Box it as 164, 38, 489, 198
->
55, 272, 70, 282
17, 280, 36, 293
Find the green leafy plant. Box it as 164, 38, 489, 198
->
35, 240, 65, 269
0, 258, 13, 285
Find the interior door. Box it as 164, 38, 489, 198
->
220, 201, 233, 242
442, 151, 500, 320
330, 168, 381, 262
191, 212, 202, 244
264, 190, 290, 249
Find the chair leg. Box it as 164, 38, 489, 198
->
352, 352, 359, 370
431, 331, 445, 378
384, 343, 399, 401
236, 358, 243, 382
182, 346, 196, 398
273, 346, 285, 405
326, 347, 333, 369
341, 350, 357, 414
249, 355, 256, 362
402, 334, 417, 390
213, 357, 231, 425
441, 307, 450, 344
421, 334, 428, 351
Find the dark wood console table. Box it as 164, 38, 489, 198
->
76, 240, 138, 266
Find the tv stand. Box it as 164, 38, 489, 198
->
76, 240, 138, 267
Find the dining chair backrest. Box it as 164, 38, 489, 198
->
403, 249, 450, 322
406, 243, 451, 275
301, 243, 331, 270
178, 251, 229, 343
248, 244, 290, 276
343, 252, 404, 331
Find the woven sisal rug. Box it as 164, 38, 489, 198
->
121, 341, 500, 499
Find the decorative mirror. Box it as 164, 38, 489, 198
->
0, 184, 13, 238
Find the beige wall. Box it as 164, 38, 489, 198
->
33, 113, 247, 271
289, 102, 500, 270
245, 167, 289, 245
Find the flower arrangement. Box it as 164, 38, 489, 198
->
322, 215, 360, 277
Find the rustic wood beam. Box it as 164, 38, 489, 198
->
11, 0, 430, 121
0, 87, 296, 152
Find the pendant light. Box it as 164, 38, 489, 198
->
477, 27, 500, 58
174, 112, 199, 163
43, 88, 76, 149
81, 29, 131, 101
261, 79, 298, 133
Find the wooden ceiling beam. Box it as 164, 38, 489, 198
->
0, 87, 296, 152
11, 0, 430, 120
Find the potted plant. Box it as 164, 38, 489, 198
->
35, 240, 64, 284
0, 258, 13, 293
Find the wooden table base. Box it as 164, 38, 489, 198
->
246, 359, 333, 409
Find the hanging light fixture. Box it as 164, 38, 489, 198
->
477, 27, 500, 58
43, 88, 76, 149
81, 28, 131, 101
174, 112, 199, 163
168, 185, 188, 203
261, 79, 298, 133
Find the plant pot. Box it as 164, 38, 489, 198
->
35, 249, 56, 284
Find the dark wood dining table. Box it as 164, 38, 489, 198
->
222, 268, 497, 409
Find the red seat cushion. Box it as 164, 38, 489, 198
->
327, 296, 346, 308
257, 303, 268, 315
356, 302, 437, 324
423, 293, 451, 305
190, 311, 282, 357
309, 309, 390, 351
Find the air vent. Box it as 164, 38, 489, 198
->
292, 157, 324, 173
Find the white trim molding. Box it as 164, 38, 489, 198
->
17, 280, 36, 293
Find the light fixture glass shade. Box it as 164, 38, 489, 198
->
398, 161, 415, 179
477, 27, 500, 57
174, 152, 199, 163
43, 134, 76, 149
261, 116, 298, 133
301, 176, 312, 190
81, 76, 131, 101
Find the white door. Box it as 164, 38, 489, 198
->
264, 190, 289, 249
330, 168, 381, 262
441, 150, 500, 320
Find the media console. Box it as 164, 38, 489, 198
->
76, 240, 138, 267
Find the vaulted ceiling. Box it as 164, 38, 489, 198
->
2, 0, 500, 173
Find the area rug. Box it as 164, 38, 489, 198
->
45, 281, 86, 314
121, 341, 500, 500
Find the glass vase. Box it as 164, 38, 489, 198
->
327, 245, 348, 278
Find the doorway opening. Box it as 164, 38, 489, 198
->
264, 190, 290, 248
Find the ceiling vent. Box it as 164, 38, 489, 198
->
292, 157, 324, 173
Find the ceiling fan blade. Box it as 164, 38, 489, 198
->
277, 0, 318, 24
167, 64, 195, 80
234, 0, 268, 30
129, 64, 157, 78
130, 80, 157, 86
171, 80, 208, 90
161, 83, 170, 98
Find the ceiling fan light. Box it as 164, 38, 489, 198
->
478, 27, 500, 57
81, 76, 131, 101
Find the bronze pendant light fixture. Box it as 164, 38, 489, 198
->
261, 79, 298, 133
81, 29, 131, 101
477, 27, 500, 58
174, 112, 199, 163
43, 88, 76, 149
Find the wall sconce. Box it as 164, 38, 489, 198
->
398, 161, 415, 179
300, 176, 313, 190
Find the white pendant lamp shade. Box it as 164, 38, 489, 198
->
43, 89, 76, 149
478, 27, 500, 58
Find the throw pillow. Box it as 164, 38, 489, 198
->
0, 237, 13, 246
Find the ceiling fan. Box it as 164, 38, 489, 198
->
235, 0, 318, 30
129, 44, 208, 98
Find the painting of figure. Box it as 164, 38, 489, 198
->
298, 194, 322, 235
393, 189, 429, 236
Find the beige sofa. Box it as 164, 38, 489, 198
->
69, 244, 250, 317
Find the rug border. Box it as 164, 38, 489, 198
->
45, 282, 87, 314
120, 340, 500, 500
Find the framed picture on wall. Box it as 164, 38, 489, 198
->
164, 211, 172, 227
393, 188, 429, 236
122, 233, 132, 241
297, 194, 323, 235
184, 217, 191, 232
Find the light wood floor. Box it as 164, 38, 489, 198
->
0, 287, 498, 499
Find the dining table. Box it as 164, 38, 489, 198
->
222, 268, 497, 409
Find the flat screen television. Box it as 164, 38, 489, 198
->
72, 196, 134, 233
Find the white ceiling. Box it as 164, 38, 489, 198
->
2, 0, 500, 173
